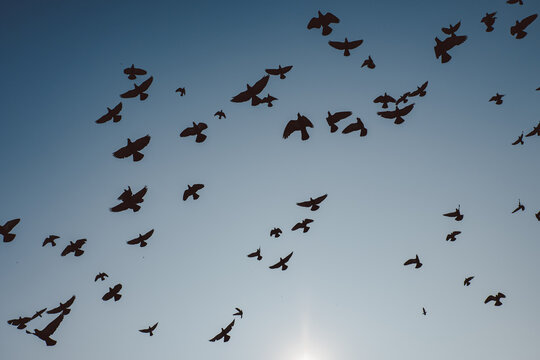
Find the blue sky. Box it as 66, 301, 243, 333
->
1, 0, 540, 359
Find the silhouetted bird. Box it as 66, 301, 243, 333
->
283, 113, 313, 140
231, 75, 270, 105
446, 231, 461, 242
265, 65, 293, 79
291, 219, 314, 233
512, 132, 524, 145
377, 104, 415, 125
510, 14, 537, 39
489, 93, 504, 105
361, 56, 375, 69
176, 87, 186, 96
403, 255, 423, 268
434, 35, 467, 63
481, 12, 497, 32
484, 292, 506, 306
233, 308, 243, 318
525, 122, 540, 137
61, 239, 86, 257
269, 252, 293, 271
326, 111, 352, 133
257, 94, 278, 107
297, 194, 328, 211
47, 295, 76, 315
247, 248, 262, 261
26, 314, 65, 346
110, 186, 148, 213
7, 316, 34, 329
535, 211, 540, 221
123, 64, 147, 80
209, 319, 235, 342
329, 38, 363, 56
183, 184, 204, 201
42, 235, 59, 247
373, 93, 396, 109
180, 122, 208, 143
96, 103, 123, 124
422, 307, 427, 316
442, 21, 461, 36
113, 135, 151, 162
395, 93, 410, 105
214, 110, 226, 119
95, 272, 108, 282
307, 11, 340, 36
0, 218, 20, 243
127, 229, 154, 247
409, 81, 428, 97
507, 0, 523, 5
342, 117, 368, 137
139, 322, 158, 336
512, 199, 525, 213
33, 308, 47, 319
120, 76, 153, 100
102, 284, 122, 302
464, 276, 474, 286
270, 228, 282, 238
443, 205, 463, 221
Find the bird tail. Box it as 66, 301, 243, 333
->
282, 264, 288, 271
113, 115, 121, 122
279, 74, 286, 79
322, 26, 332, 36
301, 128, 309, 141
257, 255, 262, 261
394, 116, 405, 125
128, 74, 136, 80
196, 133, 207, 143
311, 204, 320, 211
344, 49, 350, 56
251, 95, 262, 106
132, 204, 141, 212
45, 338, 57, 346
360, 128, 367, 137
74, 249, 84, 257
114, 294, 122, 301
3, 233, 15, 243
193, 193, 200, 200
330, 123, 338, 133
140, 93, 149, 101
303, 226, 309, 233
133, 152, 144, 162
382, 103, 388, 109
486, 26, 494, 32
224, 335, 230, 342
441, 52, 452, 63
268, 102, 273, 107
140, 241, 147, 248
150, 332, 153, 336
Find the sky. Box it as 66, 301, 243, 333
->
1, 0, 540, 359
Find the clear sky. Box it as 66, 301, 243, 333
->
1, 0, 540, 359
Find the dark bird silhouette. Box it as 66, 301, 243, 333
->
265, 65, 293, 79
123, 64, 147, 80
395, 93, 410, 105
373, 93, 396, 109
434, 35, 467, 63
535, 211, 540, 221
489, 93, 504, 105
485, 292, 506, 306
409, 81, 429, 97
422, 307, 427, 316
270, 228, 282, 238
95, 272, 108, 282
176, 87, 186, 96
110, 186, 148, 213
297, 194, 328, 211
326, 111, 352, 133
342, 117, 368, 137
361, 56, 375, 69
120, 76, 153, 100
507, 0, 523, 5
61, 239, 86, 257
183, 184, 204, 201
510, 14, 537, 39
512, 199, 525, 213
42, 235, 59, 247
113, 135, 151, 162
269, 252, 293, 271
442, 21, 461, 36
233, 308, 243, 318
0, 218, 20, 243
209, 319, 235, 342
26, 314, 65, 346
96, 103, 123, 124
7, 316, 34, 329
291, 219, 314, 233
403, 254, 423, 268
139, 322, 158, 336
33, 308, 47, 319
214, 110, 226, 119
446, 231, 461, 242
180, 122, 208, 143
377, 103, 415, 125
307, 11, 340, 36
283, 113, 313, 140
443, 205, 463, 221
231, 75, 270, 105
247, 248, 262, 261
102, 284, 122, 302
512, 132, 524, 145
464, 276, 474, 286
47, 295, 76, 315
481, 12, 497, 32
525, 122, 540, 137
329, 38, 363, 56
127, 229, 154, 247
256, 94, 278, 107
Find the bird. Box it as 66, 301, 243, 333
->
443, 205, 463, 221
422, 307, 427, 316
7, 316, 34, 330
180, 122, 208, 143
408, 81, 428, 97
123, 64, 147, 80
507, 0, 523, 5
395, 93, 410, 105
233, 308, 243, 318
512, 132, 524, 145
247, 248, 262, 261
485, 292, 506, 306
42, 235, 59, 247
377, 104, 415, 125
110, 186, 148, 213
214, 110, 226, 119
326, 111, 352, 133
297, 194, 328, 211
231, 75, 270, 105
525, 122, 540, 137
510, 14, 537, 39
373, 93, 396, 109
361, 56, 375, 69
535, 211, 540, 221
446, 231, 461, 242
489, 93, 504, 105
96, 103, 123, 124
47, 295, 76, 315
95, 272, 108, 282
176, 87, 186, 96
120, 76, 153, 100
269, 252, 294, 271
434, 35, 467, 63
102, 284, 122, 302
183, 184, 204, 201
307, 11, 340, 36
265, 65, 293, 79
33, 308, 47, 319
257, 94, 278, 107
283, 113, 313, 140
127, 229, 154, 247
113, 135, 151, 162
442, 21, 461, 36
26, 314, 65, 346
139, 322, 158, 336
481, 12, 497, 32
209, 319, 235, 342
328, 38, 363, 56
0, 218, 20, 243
342, 117, 368, 137
512, 199, 525, 213
464, 276, 474, 286
291, 219, 314, 233
61, 239, 87, 257
270, 228, 282, 238
403, 255, 423, 268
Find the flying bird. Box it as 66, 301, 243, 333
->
484, 292, 506, 306
377, 103, 415, 125
361, 56, 375, 69
61, 239, 86, 257
176, 87, 186, 96
507, 0, 523, 5
257, 94, 278, 107
214, 110, 226, 119
42, 235, 59, 247
326, 111, 352, 133
395, 93, 410, 105
113, 135, 151, 162
403, 255, 423, 268
96, 103, 123, 124
297, 194, 328, 211
328, 38, 363, 56
481, 12, 497, 32
231, 75, 270, 105
512, 132, 524, 145
442, 21, 461, 36
270, 228, 282, 238
510, 14, 537, 39
409, 81, 428, 97
233, 308, 243, 318
446, 231, 461, 242
342, 117, 368, 137
209, 319, 235, 342
102, 284, 122, 302
7, 316, 34, 330
120, 76, 153, 101
139, 322, 158, 336
269, 251, 293, 271
0, 218, 20, 243
443, 205, 463, 221
525, 122, 540, 137
180, 122, 208, 143
123, 64, 147, 80
512, 199, 525, 213
47, 295, 76, 315
33, 308, 47, 319
422, 307, 427, 316
373, 93, 396, 109
26, 314, 65, 346
247, 248, 262, 261
183, 184, 204, 201
110, 186, 148, 213
283, 113, 313, 140
434, 35, 467, 63
291, 219, 314, 233
127, 229, 154, 247
489, 93, 504, 105
265, 65, 293, 79
464, 276, 474, 286
95, 272, 108, 282
307, 11, 340, 36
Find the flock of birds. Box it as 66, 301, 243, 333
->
2, 1, 539, 349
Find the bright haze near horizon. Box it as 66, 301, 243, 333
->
1, 0, 540, 359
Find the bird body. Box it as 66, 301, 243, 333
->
409, 81, 428, 97
214, 110, 226, 119
26, 314, 65, 346
61, 239, 86, 257
183, 184, 204, 201
102, 284, 122, 302
446, 231, 461, 241
283, 113, 313, 140
233, 308, 243, 318
443, 206, 463, 221
464, 276, 474, 286
110, 186, 148, 213
113, 135, 151, 162
361, 56, 375, 69
269, 252, 293, 271
176, 87, 186, 96
489, 93, 504, 105
292, 219, 314, 233
120, 76, 153, 100
512, 199, 525, 213
434, 35, 467, 63
180, 122, 208, 143
512, 132, 524, 145
526, 122, 540, 137
307, 11, 340, 36
373, 93, 396, 108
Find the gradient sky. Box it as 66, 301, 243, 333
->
1, 0, 540, 359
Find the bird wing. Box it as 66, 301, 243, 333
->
138, 76, 154, 92
182, 189, 190, 201
484, 295, 496, 303
403, 258, 416, 266
3, 218, 21, 231
265, 68, 281, 75
251, 75, 270, 95
307, 17, 321, 29
102, 291, 113, 301
112, 284, 122, 293
95, 274, 101, 281
132, 68, 147, 75
197, 122, 208, 131
443, 210, 459, 217
332, 111, 353, 121
520, 14, 538, 28
74, 239, 86, 248
191, 184, 205, 192
342, 123, 358, 134
133, 135, 151, 150
324, 12, 340, 24
347, 39, 364, 49
511, 137, 520, 145
269, 260, 282, 269
303, 219, 314, 224
180, 126, 197, 137
209, 331, 224, 342
397, 103, 415, 116
110, 202, 129, 212
40, 314, 64, 337
141, 229, 154, 241
377, 109, 397, 119
282, 252, 293, 263
120, 86, 139, 98
231, 88, 251, 103
296, 200, 312, 207
150, 322, 158, 331
127, 237, 141, 245
283, 120, 299, 139
96, 112, 112, 124
139, 328, 150, 333
61, 244, 73, 256
328, 40, 346, 50
498, 292, 506, 298
64, 295, 76, 308
419, 81, 428, 91
291, 222, 302, 231
313, 194, 328, 204
247, 250, 258, 257
281, 65, 293, 73
133, 187, 148, 201
113, 145, 131, 159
